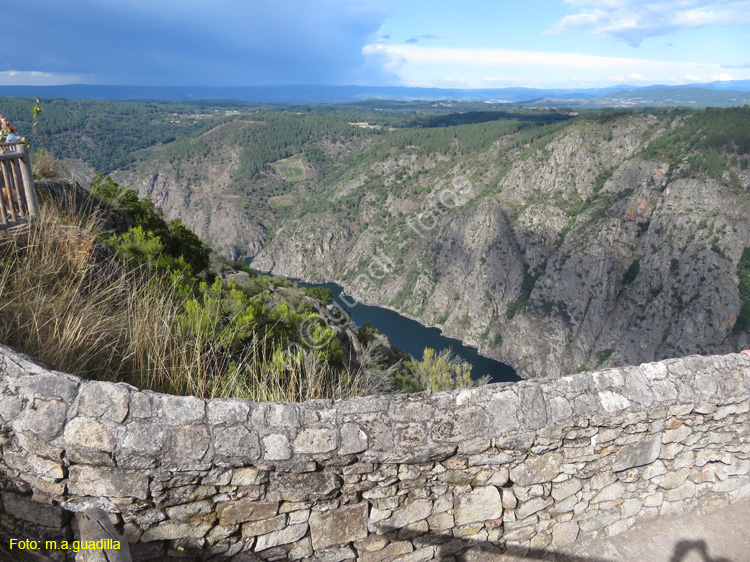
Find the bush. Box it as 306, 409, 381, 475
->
623, 259, 640, 285
0, 185, 382, 401
733, 247, 750, 334
393, 348, 486, 392
31, 148, 68, 179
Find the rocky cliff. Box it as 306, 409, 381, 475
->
117, 108, 750, 377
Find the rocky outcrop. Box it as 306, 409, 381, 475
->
118, 111, 750, 377
1, 343, 749, 560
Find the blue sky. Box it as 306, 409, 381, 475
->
2, 0, 749, 89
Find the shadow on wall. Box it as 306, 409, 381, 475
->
669, 540, 732, 562
305, 528, 737, 562
207, 527, 738, 562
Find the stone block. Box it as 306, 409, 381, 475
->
217, 500, 278, 525
592, 482, 625, 504
3, 450, 63, 481
68, 466, 149, 499
141, 521, 213, 542
431, 406, 489, 442
376, 499, 432, 532
119, 421, 168, 456
340, 422, 368, 454
578, 510, 620, 532
663, 424, 692, 443
268, 403, 299, 428
455, 486, 502, 525
163, 425, 211, 467
63, 416, 117, 452
548, 396, 573, 424
16, 398, 67, 440
254, 523, 308, 551
598, 391, 631, 414
612, 434, 661, 472
213, 425, 260, 461
242, 514, 287, 537
276, 472, 342, 502
516, 496, 553, 520
357, 541, 413, 562
262, 433, 292, 460
1, 492, 67, 528
207, 398, 250, 424
518, 386, 547, 430
665, 480, 696, 502
294, 428, 337, 454
487, 391, 521, 433
78, 381, 130, 423
551, 478, 582, 501
152, 394, 205, 425
310, 502, 368, 550
510, 452, 563, 486
165, 500, 213, 521
25, 372, 80, 401
231, 467, 268, 486
654, 468, 690, 490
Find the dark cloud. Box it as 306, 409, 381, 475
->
404, 33, 449, 44
3, 0, 398, 85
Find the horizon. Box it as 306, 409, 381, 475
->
3, 1, 749, 91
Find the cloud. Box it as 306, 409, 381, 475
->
2, 0, 399, 85
363, 43, 750, 88
547, 0, 750, 46
405, 34, 450, 44
0, 70, 99, 86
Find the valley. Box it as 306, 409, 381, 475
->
9, 97, 750, 378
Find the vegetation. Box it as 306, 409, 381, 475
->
31, 148, 68, 179
393, 348, 487, 393
733, 247, 750, 334
640, 106, 750, 182
0, 171, 482, 398
622, 259, 641, 285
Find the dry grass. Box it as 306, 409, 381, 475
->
0, 196, 388, 401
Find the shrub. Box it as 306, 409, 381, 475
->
623, 259, 640, 285
394, 348, 486, 393
31, 148, 68, 179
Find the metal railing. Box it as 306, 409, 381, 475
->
0, 144, 38, 229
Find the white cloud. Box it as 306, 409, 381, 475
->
363, 43, 750, 88
549, 0, 750, 46
0, 70, 98, 86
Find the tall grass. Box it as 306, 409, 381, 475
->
0, 196, 388, 401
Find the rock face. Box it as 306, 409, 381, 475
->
118, 111, 750, 377
1, 343, 749, 561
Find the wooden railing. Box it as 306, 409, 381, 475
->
0, 144, 38, 230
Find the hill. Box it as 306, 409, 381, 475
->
114, 106, 750, 378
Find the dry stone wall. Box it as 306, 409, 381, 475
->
0, 343, 749, 561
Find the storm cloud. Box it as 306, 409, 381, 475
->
3, 0, 398, 85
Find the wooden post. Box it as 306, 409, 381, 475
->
75, 508, 132, 562
1, 159, 17, 221
11, 158, 28, 215
0, 161, 8, 224
17, 145, 38, 217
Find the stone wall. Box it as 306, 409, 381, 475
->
0, 343, 749, 561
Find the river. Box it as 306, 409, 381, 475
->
286, 277, 520, 384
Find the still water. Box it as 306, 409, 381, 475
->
290, 277, 520, 384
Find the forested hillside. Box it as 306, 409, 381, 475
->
7, 95, 749, 377
117, 105, 750, 377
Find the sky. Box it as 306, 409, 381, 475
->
2, 0, 749, 90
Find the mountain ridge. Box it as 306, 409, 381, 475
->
115, 106, 750, 377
